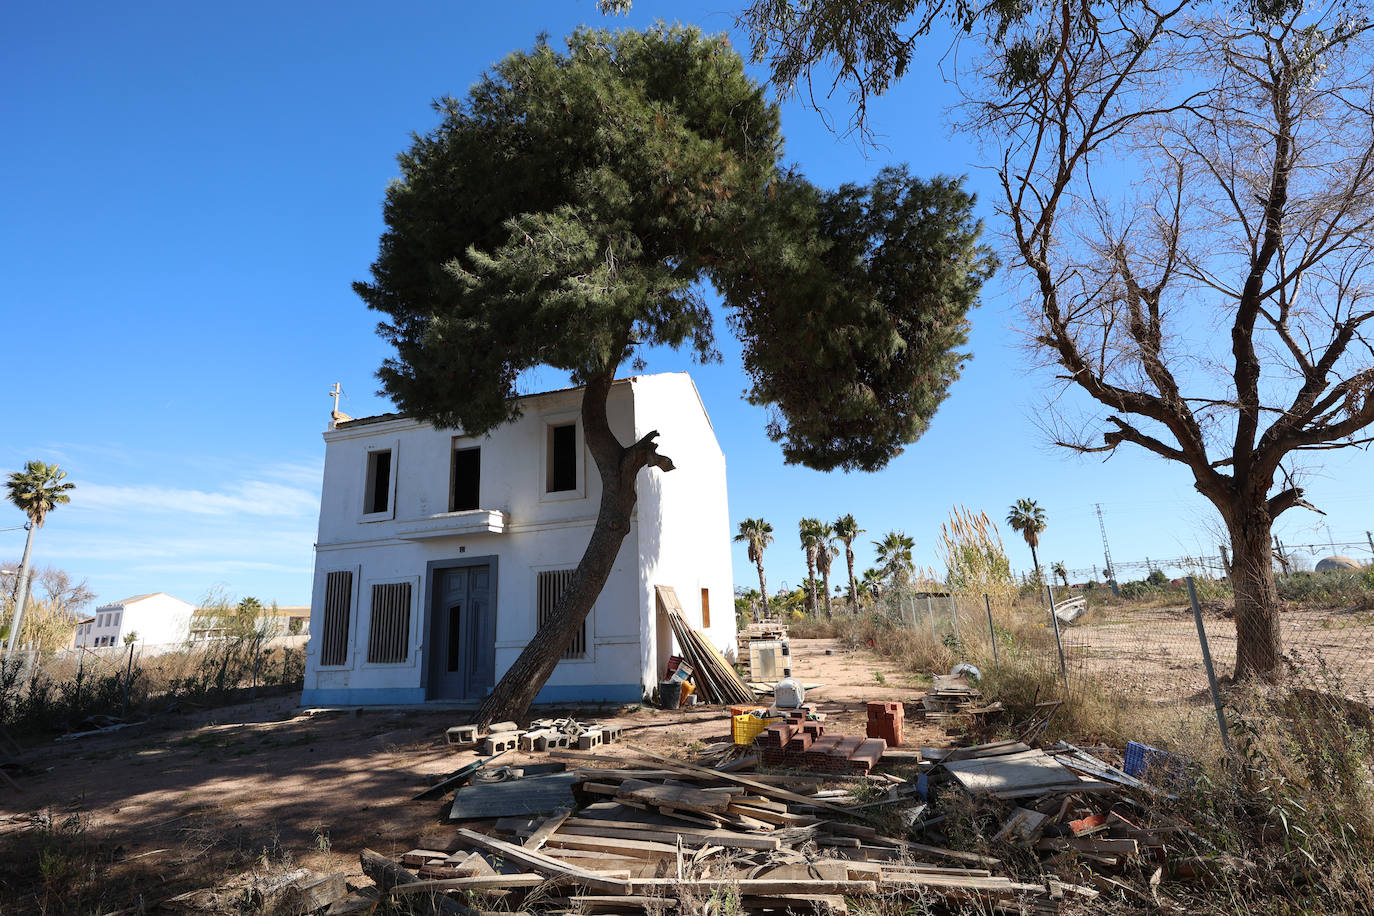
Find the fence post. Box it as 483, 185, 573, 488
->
1186, 577, 1234, 758
984, 594, 1000, 674
1045, 586, 1070, 699
947, 593, 959, 639
121, 642, 135, 719
925, 597, 936, 642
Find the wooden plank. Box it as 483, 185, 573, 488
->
452, 828, 631, 895
523, 806, 574, 850
616, 779, 734, 814
561, 819, 780, 851
388, 874, 550, 896
625, 745, 851, 814
544, 834, 680, 859
629, 878, 878, 895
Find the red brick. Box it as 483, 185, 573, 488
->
786, 731, 814, 752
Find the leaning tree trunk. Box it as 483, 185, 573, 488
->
1029, 542, 1043, 602
845, 545, 857, 614
4, 522, 37, 658
472, 371, 674, 729
755, 559, 769, 621
1228, 508, 1283, 680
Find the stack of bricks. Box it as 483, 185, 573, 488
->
865, 701, 905, 747
757, 713, 887, 774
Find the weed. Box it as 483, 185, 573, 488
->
872, 671, 888, 686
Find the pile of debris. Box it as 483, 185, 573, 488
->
756, 711, 888, 775
337, 742, 1103, 915
919, 672, 1003, 721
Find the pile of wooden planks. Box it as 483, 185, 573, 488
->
657, 585, 754, 705
919, 673, 1003, 720
361, 743, 1096, 915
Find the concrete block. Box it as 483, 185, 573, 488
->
482, 732, 521, 755
519, 729, 551, 752
446, 725, 478, 745
576, 730, 604, 750
601, 725, 624, 743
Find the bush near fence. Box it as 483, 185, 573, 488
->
0, 636, 305, 736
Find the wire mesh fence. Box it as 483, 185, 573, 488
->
867, 574, 1374, 751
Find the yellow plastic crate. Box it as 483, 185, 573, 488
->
732, 713, 770, 746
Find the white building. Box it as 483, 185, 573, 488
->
72, 593, 198, 648
301, 372, 736, 707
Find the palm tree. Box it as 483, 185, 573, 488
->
798, 518, 825, 616
1051, 561, 1069, 588
815, 522, 837, 620
859, 567, 884, 606
833, 514, 864, 612
1007, 499, 1048, 588
872, 530, 915, 582
734, 518, 774, 620
4, 462, 74, 657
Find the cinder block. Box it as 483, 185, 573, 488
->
601, 725, 623, 743
519, 729, 551, 752
534, 732, 573, 752
576, 730, 604, 750
482, 732, 520, 755
488, 720, 519, 734
446, 725, 479, 745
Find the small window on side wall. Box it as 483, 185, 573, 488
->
451, 445, 481, 512
364, 449, 392, 514
547, 423, 577, 493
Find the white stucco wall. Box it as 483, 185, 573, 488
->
76, 593, 196, 648
301, 373, 736, 707
631, 374, 738, 691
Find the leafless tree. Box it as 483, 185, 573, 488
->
968, 1, 1374, 677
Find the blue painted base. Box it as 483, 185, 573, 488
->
300, 687, 427, 706
300, 683, 644, 707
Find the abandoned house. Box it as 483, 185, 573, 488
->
300, 372, 736, 706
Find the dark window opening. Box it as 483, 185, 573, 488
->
548, 424, 577, 492
365, 450, 392, 514
451, 446, 481, 511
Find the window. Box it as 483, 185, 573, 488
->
113, 612, 121, 627
320, 570, 353, 666
537, 569, 586, 659
701, 588, 711, 628
450, 445, 481, 512
364, 449, 392, 515
367, 582, 412, 664
547, 423, 577, 493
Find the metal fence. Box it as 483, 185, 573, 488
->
877, 578, 1374, 752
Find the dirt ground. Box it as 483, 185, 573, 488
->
0, 638, 954, 913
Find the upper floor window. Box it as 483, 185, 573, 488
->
364, 449, 392, 515
547, 423, 577, 493
451, 445, 481, 512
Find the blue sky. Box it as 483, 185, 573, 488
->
3, 1, 1372, 611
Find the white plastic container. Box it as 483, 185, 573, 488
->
774, 677, 806, 708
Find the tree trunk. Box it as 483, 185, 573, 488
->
804, 552, 817, 615
472, 372, 674, 729
845, 546, 857, 614
1028, 542, 1042, 602
4, 523, 36, 658
1228, 508, 1283, 679
820, 563, 832, 621
755, 559, 769, 620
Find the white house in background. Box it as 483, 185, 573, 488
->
72, 593, 198, 648
301, 372, 736, 707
